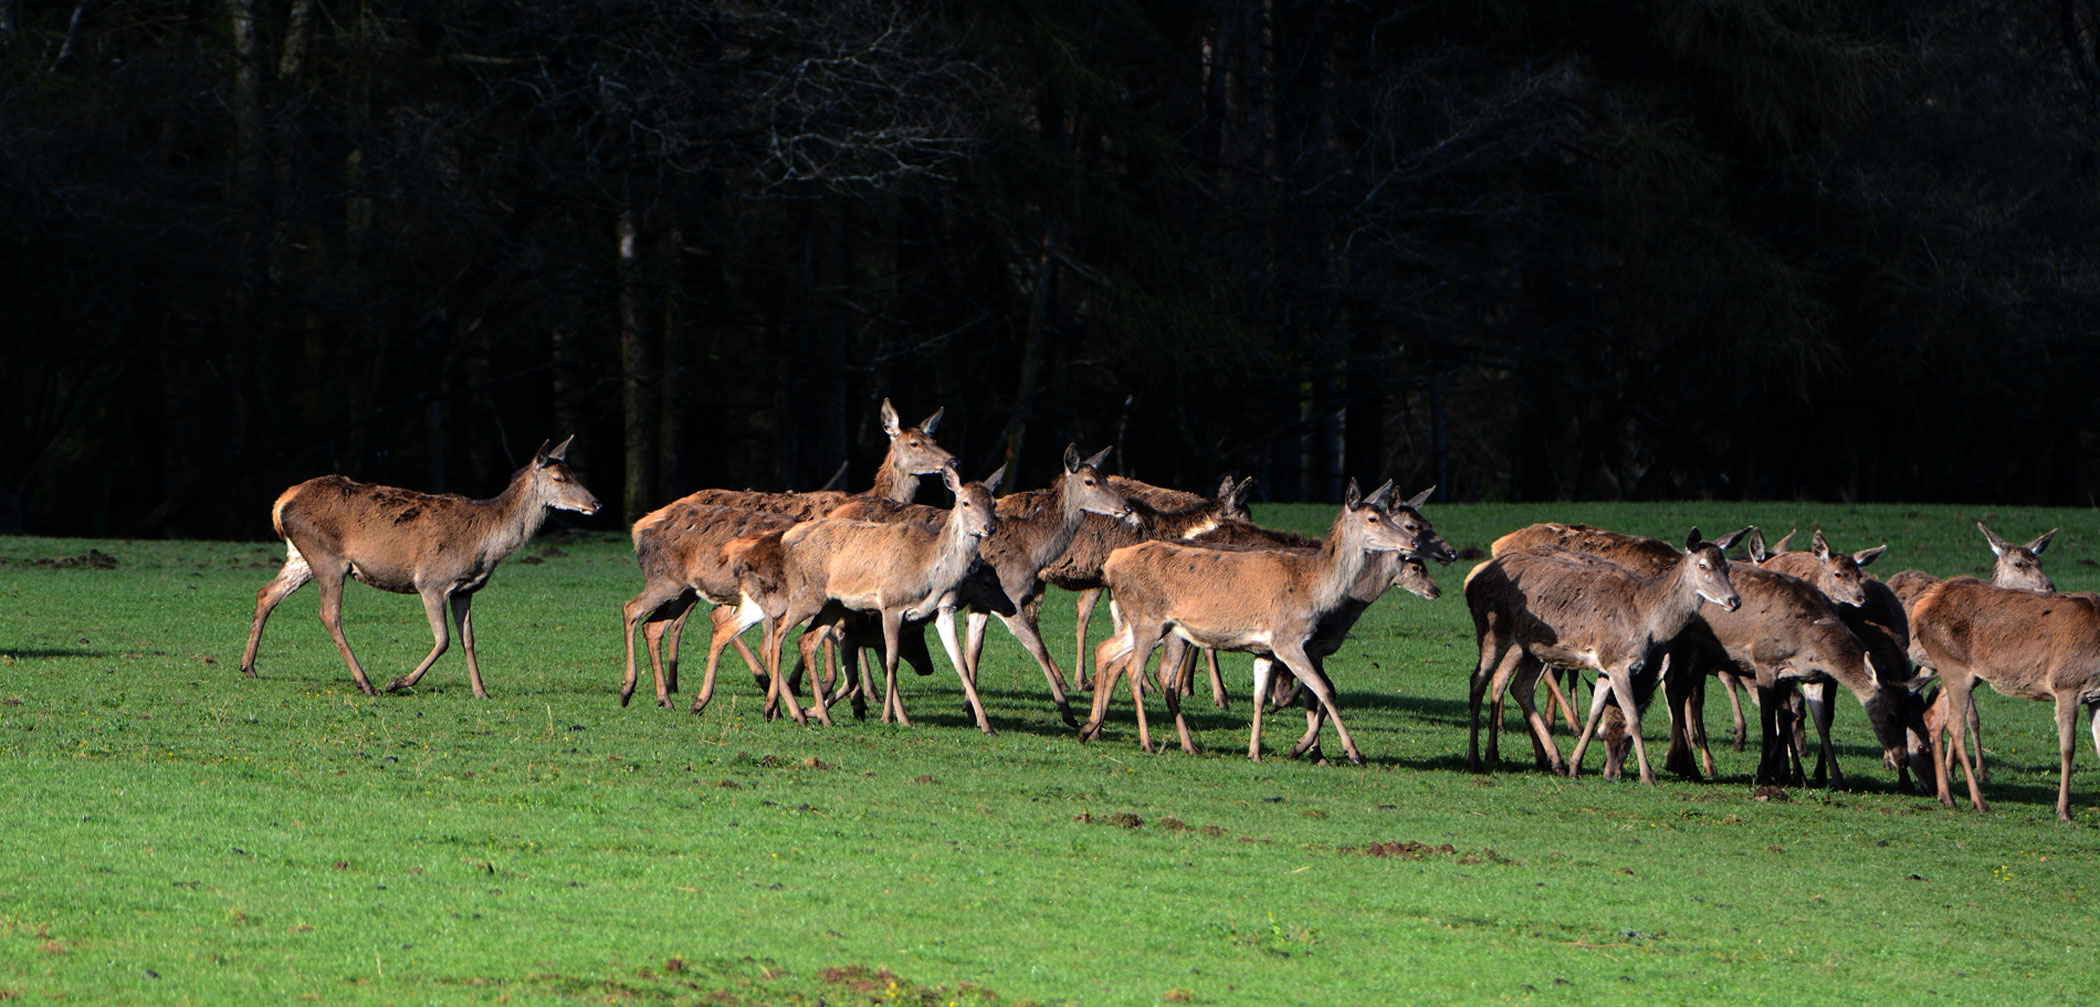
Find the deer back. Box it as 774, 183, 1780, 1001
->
632, 503, 796, 602
1911, 577, 2100, 701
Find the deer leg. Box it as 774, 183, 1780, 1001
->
1079, 626, 1127, 742
1205, 649, 1229, 709
996, 608, 1079, 729
799, 622, 836, 729
1938, 680, 1983, 811
1968, 700, 1990, 785
450, 593, 487, 699
1507, 656, 1564, 774
621, 586, 689, 707
240, 546, 314, 677
2087, 700, 2100, 764
1073, 588, 1103, 691
1606, 670, 1657, 785
1718, 671, 1749, 751
1274, 643, 1364, 767
1804, 681, 1842, 789
311, 569, 380, 696
1566, 673, 1620, 780
1467, 633, 1514, 771
692, 598, 763, 716
1156, 637, 1198, 755
1754, 682, 1797, 787
2053, 693, 2080, 821
1287, 655, 1331, 761
661, 601, 694, 696
385, 589, 454, 694
1660, 662, 1706, 781
1248, 656, 1273, 761
1127, 640, 1157, 754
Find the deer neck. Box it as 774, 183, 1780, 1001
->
481, 470, 553, 559
927, 504, 985, 588
1635, 560, 1705, 643
1307, 512, 1376, 616
867, 453, 920, 502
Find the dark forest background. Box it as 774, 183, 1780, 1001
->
7, 0, 2100, 539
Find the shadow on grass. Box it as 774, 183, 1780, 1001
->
0, 647, 108, 659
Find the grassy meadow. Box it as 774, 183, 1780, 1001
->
1, 500, 2097, 1005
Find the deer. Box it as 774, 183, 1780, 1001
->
670, 398, 956, 519
1226, 551, 1444, 763
1892, 523, 2061, 786
823, 445, 1135, 728
1908, 577, 2100, 820
760, 465, 1005, 731
1756, 529, 1920, 787
1037, 476, 1254, 692
1080, 480, 1432, 767
616, 398, 957, 707
1464, 530, 1742, 784
239, 437, 601, 699
1177, 490, 1454, 712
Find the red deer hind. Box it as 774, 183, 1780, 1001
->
239, 437, 601, 698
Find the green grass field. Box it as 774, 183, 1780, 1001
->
2, 501, 2097, 1005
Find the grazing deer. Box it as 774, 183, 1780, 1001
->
616, 398, 956, 707
1038, 476, 1254, 690
826, 445, 1135, 728
1909, 577, 2100, 820
1464, 530, 1742, 784
1081, 480, 1431, 767
239, 437, 601, 698
764, 465, 1004, 731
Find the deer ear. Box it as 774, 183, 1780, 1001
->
1812, 529, 1833, 560
1063, 443, 1082, 473
1405, 486, 1435, 510
1685, 527, 1706, 551
1084, 444, 1114, 470
1978, 522, 2010, 557
2030, 528, 2059, 555
1225, 477, 1255, 517
1710, 526, 1750, 552
1854, 544, 1887, 568
880, 398, 902, 437
919, 406, 945, 435
1343, 478, 1363, 509
1362, 479, 1395, 509
940, 465, 963, 495
1771, 529, 1796, 555
1744, 527, 1769, 563
981, 465, 1006, 495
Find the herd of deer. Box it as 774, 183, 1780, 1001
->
232, 403, 2100, 821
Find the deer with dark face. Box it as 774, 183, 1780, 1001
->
239, 437, 601, 698
1465, 530, 1742, 784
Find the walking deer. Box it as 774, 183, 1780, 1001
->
766, 465, 1004, 731
1464, 530, 1742, 784
1081, 480, 1432, 767
1223, 551, 1443, 762
826, 445, 1135, 727
616, 399, 956, 707
671, 399, 956, 519
1909, 577, 2100, 819
1038, 476, 1254, 690
239, 437, 601, 698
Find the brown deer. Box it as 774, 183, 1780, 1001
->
615, 398, 957, 707
1464, 530, 1742, 784
825, 445, 1135, 727
1909, 577, 2100, 820
1080, 480, 1430, 767
1889, 522, 2059, 784
1230, 551, 1444, 762
1038, 476, 1255, 691
766, 465, 1004, 731
239, 437, 601, 698
670, 399, 956, 519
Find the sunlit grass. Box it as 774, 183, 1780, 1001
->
0, 501, 2095, 1005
